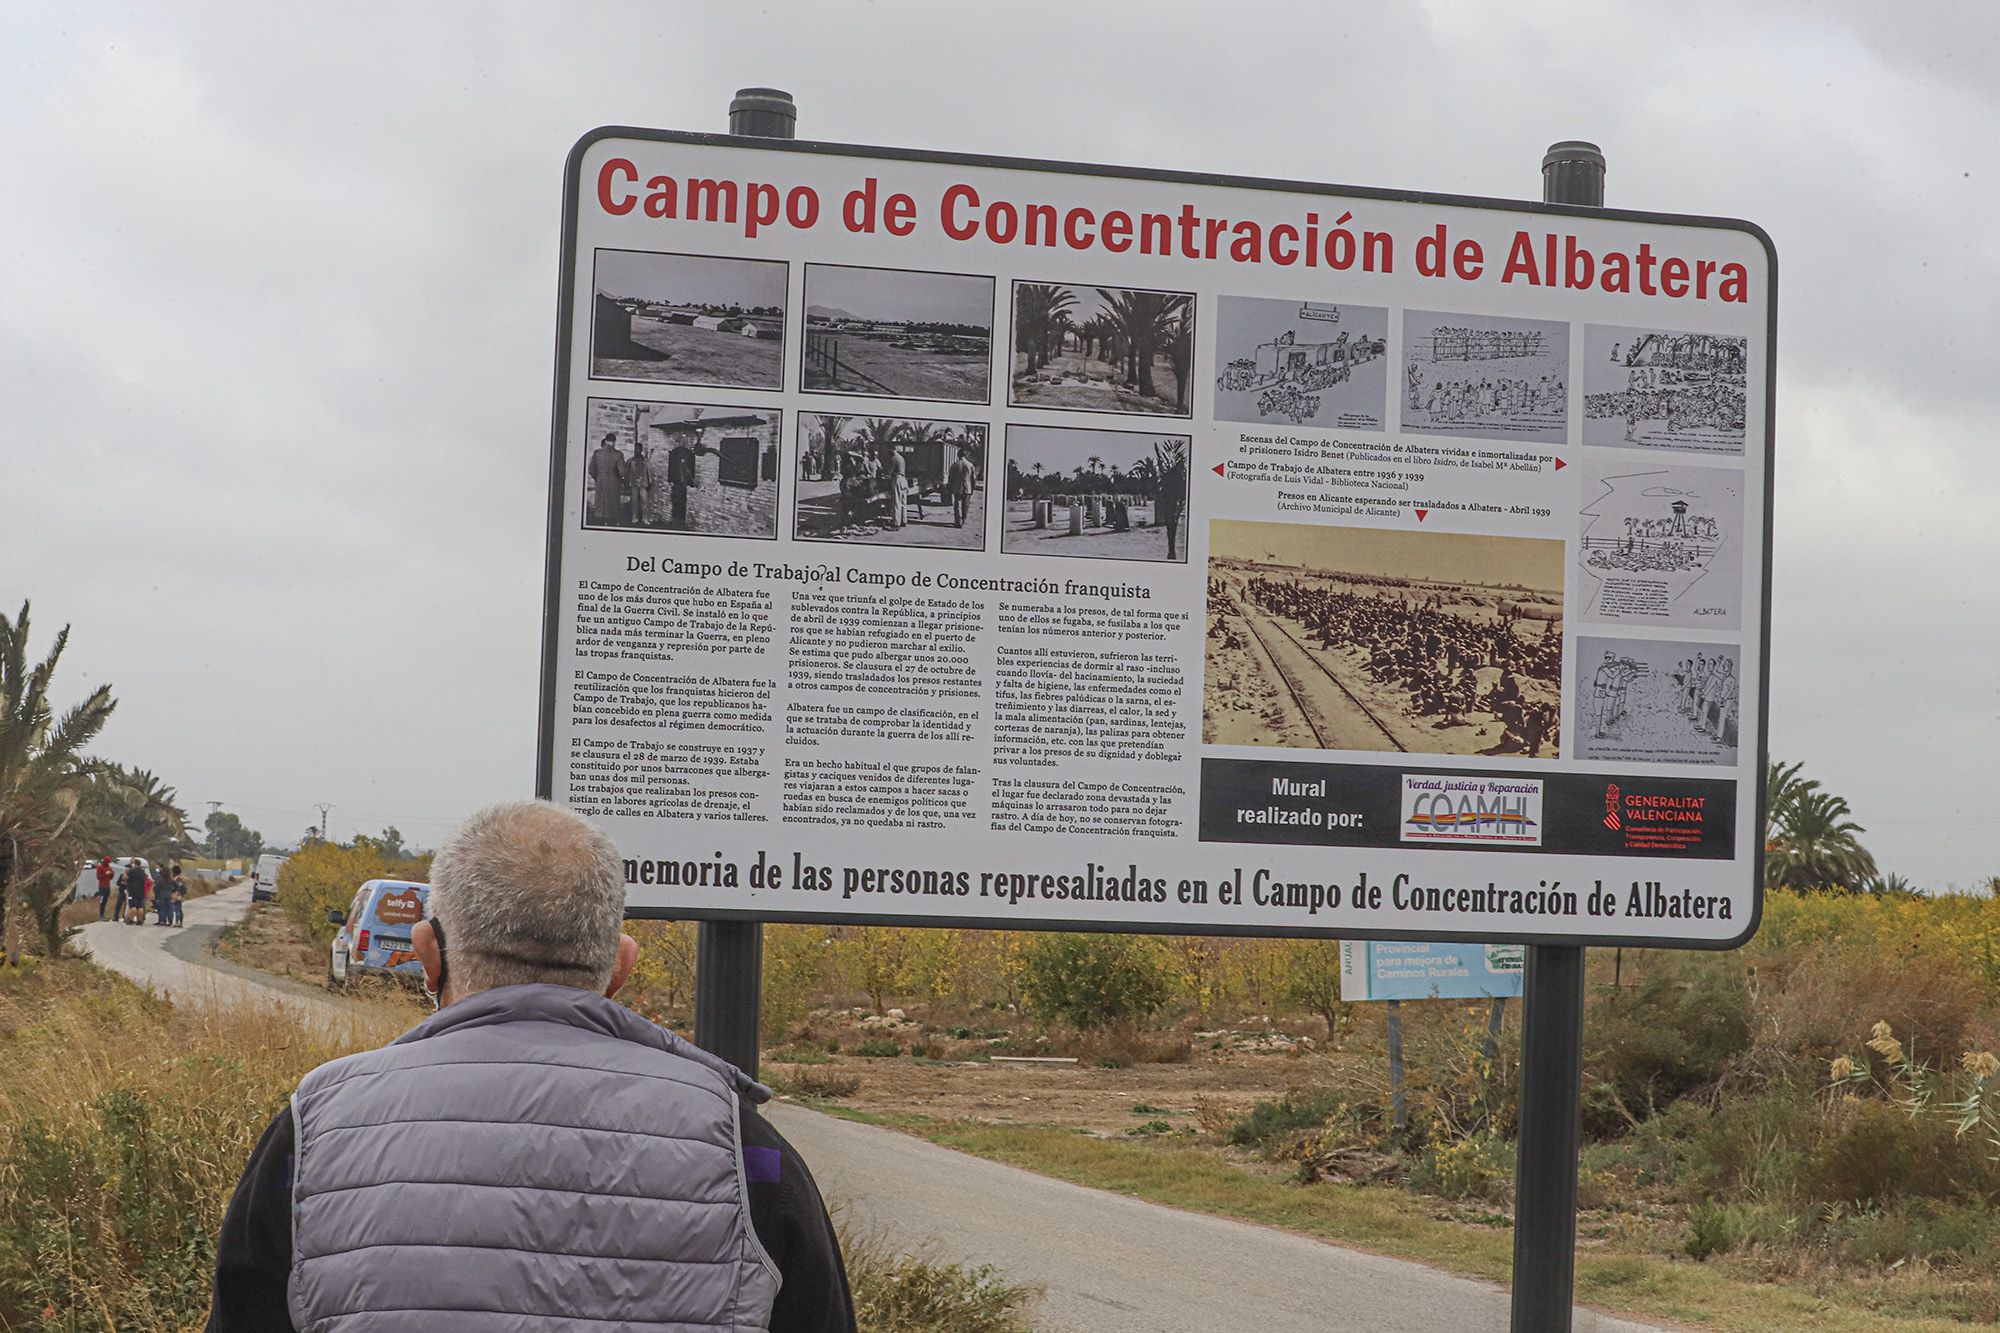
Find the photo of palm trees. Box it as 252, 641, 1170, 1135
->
1001, 424, 1190, 563
1009, 282, 1194, 417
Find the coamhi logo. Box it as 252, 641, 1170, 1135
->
1401, 775, 1544, 846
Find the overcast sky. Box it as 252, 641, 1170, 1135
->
3, 2, 1994, 887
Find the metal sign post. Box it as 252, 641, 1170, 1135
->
1510, 140, 1607, 1333
689, 89, 800, 1083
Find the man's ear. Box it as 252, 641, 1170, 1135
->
607, 933, 640, 998
413, 919, 443, 996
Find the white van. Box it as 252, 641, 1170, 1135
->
252, 853, 288, 903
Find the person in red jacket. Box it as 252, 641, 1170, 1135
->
94, 856, 115, 920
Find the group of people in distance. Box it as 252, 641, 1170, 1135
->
1243, 576, 1562, 756
93, 854, 186, 926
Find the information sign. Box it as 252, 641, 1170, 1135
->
1340, 939, 1525, 1001
540, 128, 1774, 947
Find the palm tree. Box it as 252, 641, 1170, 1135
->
1097, 289, 1190, 400
1086, 455, 1104, 483
1015, 284, 1077, 375
1764, 760, 1878, 892
0, 603, 116, 963
1152, 438, 1189, 560
810, 414, 849, 480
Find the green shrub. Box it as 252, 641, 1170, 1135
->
1407, 1134, 1513, 1202
855, 1037, 903, 1058
277, 840, 433, 943
1683, 1199, 1750, 1260
1810, 1098, 1964, 1206
1019, 933, 1173, 1031
1227, 1088, 1347, 1148
1582, 951, 1753, 1135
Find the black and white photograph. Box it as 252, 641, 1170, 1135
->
1576, 459, 1744, 630
1401, 309, 1569, 444
1212, 297, 1388, 429
1582, 324, 1748, 453
794, 413, 988, 550
1576, 635, 1740, 765
1206, 520, 1564, 757
1001, 425, 1189, 562
802, 265, 994, 403
1010, 282, 1194, 417
582, 398, 780, 540
590, 249, 788, 389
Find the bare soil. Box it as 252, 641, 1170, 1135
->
1011, 350, 1187, 416
803, 332, 990, 402
999, 499, 1185, 562
771, 1026, 1347, 1137
594, 316, 785, 389
214, 898, 329, 987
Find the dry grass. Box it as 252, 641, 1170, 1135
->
0, 960, 1034, 1333
0, 959, 410, 1330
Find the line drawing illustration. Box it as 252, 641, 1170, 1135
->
1575, 460, 1742, 630
1576, 636, 1739, 766
1401, 310, 1568, 444
1581, 325, 1747, 453
1212, 297, 1388, 429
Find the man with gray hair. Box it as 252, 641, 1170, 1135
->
208, 800, 856, 1332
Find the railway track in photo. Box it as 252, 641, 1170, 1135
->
1235, 596, 1408, 753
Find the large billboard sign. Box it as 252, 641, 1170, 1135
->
539, 128, 1774, 948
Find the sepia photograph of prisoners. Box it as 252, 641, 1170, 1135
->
1581, 324, 1748, 454
582, 398, 780, 541
590, 249, 788, 389
1009, 281, 1194, 417
1401, 309, 1569, 444
801, 264, 994, 403
794, 413, 987, 550
1206, 519, 1564, 757
1212, 297, 1389, 430
1001, 425, 1190, 563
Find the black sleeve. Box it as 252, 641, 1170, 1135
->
208, 1108, 298, 1333
741, 1110, 859, 1333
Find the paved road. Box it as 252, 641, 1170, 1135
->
79, 884, 1667, 1332
75, 881, 360, 1033
771, 1104, 1664, 1333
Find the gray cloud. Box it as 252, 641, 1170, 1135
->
2, 1, 1991, 882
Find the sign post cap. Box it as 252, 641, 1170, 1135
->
729, 88, 797, 137
1541, 140, 1605, 171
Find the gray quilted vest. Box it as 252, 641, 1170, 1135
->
288, 984, 780, 1332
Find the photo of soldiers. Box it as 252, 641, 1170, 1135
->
580, 398, 781, 541
1575, 636, 1739, 765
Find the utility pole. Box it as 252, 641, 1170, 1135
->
207, 800, 223, 860
1509, 138, 1606, 1333
689, 87, 796, 1084
314, 803, 333, 844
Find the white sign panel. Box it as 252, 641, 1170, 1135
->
539, 129, 1775, 947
